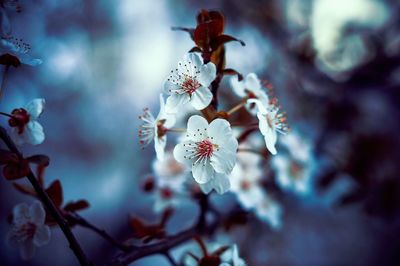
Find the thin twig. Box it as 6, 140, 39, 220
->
69, 213, 131, 252
163, 252, 178, 266
0, 126, 92, 266
0, 65, 10, 100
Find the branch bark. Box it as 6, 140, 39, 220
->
0, 126, 92, 266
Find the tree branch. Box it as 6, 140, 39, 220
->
0, 126, 92, 266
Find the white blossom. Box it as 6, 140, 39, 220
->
254, 194, 283, 230
230, 73, 269, 115
249, 99, 288, 155
220, 245, 246, 266
6, 201, 51, 260
139, 94, 176, 161
9, 98, 45, 146
0, 37, 42, 66
174, 115, 238, 194
164, 53, 216, 113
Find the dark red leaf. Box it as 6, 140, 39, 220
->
210, 34, 245, 50
0, 53, 21, 67
45, 180, 63, 207
196, 10, 224, 32
64, 200, 90, 212
194, 20, 224, 49
27, 155, 50, 167
3, 160, 30, 180
12, 182, 36, 196
171, 26, 194, 40
0, 149, 18, 165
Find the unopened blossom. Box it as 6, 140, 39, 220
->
249, 99, 289, 155
230, 73, 269, 114
164, 53, 216, 113
230, 152, 265, 209
151, 152, 188, 212
0, 37, 42, 67
8, 98, 45, 145
6, 201, 51, 260
254, 194, 283, 230
139, 94, 176, 161
174, 115, 238, 194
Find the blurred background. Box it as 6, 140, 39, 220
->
1, 0, 400, 265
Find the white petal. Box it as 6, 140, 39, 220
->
230, 75, 246, 97
192, 161, 214, 184
9, 127, 24, 146
173, 141, 194, 165
184, 52, 203, 70
20, 56, 43, 66
19, 240, 35, 260
198, 62, 216, 87
163, 80, 181, 95
244, 73, 261, 91
29, 201, 46, 225
33, 225, 51, 247
165, 93, 190, 113
200, 173, 230, 194
154, 136, 167, 161
264, 129, 277, 155
25, 99, 45, 119
12, 203, 29, 222
23, 121, 45, 145
190, 86, 213, 110
211, 147, 236, 175
208, 119, 237, 148
157, 94, 176, 128
187, 115, 208, 141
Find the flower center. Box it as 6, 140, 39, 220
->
196, 139, 214, 159
8, 108, 30, 134
13, 222, 37, 242
240, 179, 252, 191
160, 187, 173, 199
289, 161, 304, 180
156, 119, 168, 137
182, 77, 201, 95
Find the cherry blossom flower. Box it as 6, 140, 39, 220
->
173, 115, 238, 194
8, 98, 45, 146
0, 37, 42, 67
164, 53, 216, 113
139, 94, 176, 161
254, 194, 283, 230
230, 152, 264, 209
6, 201, 51, 260
151, 152, 188, 212
249, 99, 289, 155
230, 73, 269, 114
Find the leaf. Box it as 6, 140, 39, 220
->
64, 200, 90, 212
3, 160, 29, 180
194, 20, 224, 49
171, 26, 194, 40
0, 149, 18, 165
210, 34, 245, 50
27, 154, 50, 167
188, 46, 202, 53
0, 53, 21, 67
196, 10, 224, 32
12, 182, 36, 196
160, 208, 173, 227
45, 180, 63, 207
129, 216, 166, 243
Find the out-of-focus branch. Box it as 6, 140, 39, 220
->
0, 126, 92, 266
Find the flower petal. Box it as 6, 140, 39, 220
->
163, 80, 181, 95
230, 75, 246, 97
157, 94, 176, 128
198, 62, 216, 87
192, 160, 214, 184
173, 141, 195, 165
211, 147, 236, 175
208, 119, 236, 148
23, 121, 45, 145
200, 173, 230, 194
33, 225, 51, 247
186, 115, 208, 141
244, 73, 261, 91
190, 86, 212, 110
29, 201, 46, 225
165, 93, 190, 114
184, 52, 203, 70
12, 203, 29, 222
19, 240, 35, 260
154, 136, 167, 161
264, 129, 277, 155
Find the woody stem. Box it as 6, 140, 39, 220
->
0, 65, 9, 100
0, 126, 92, 266
226, 99, 247, 115
167, 128, 186, 133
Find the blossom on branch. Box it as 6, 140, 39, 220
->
164, 53, 216, 113
0, 37, 42, 67
8, 98, 45, 146
174, 115, 238, 194
230, 73, 269, 115
139, 94, 176, 161
6, 201, 51, 260
249, 98, 289, 155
